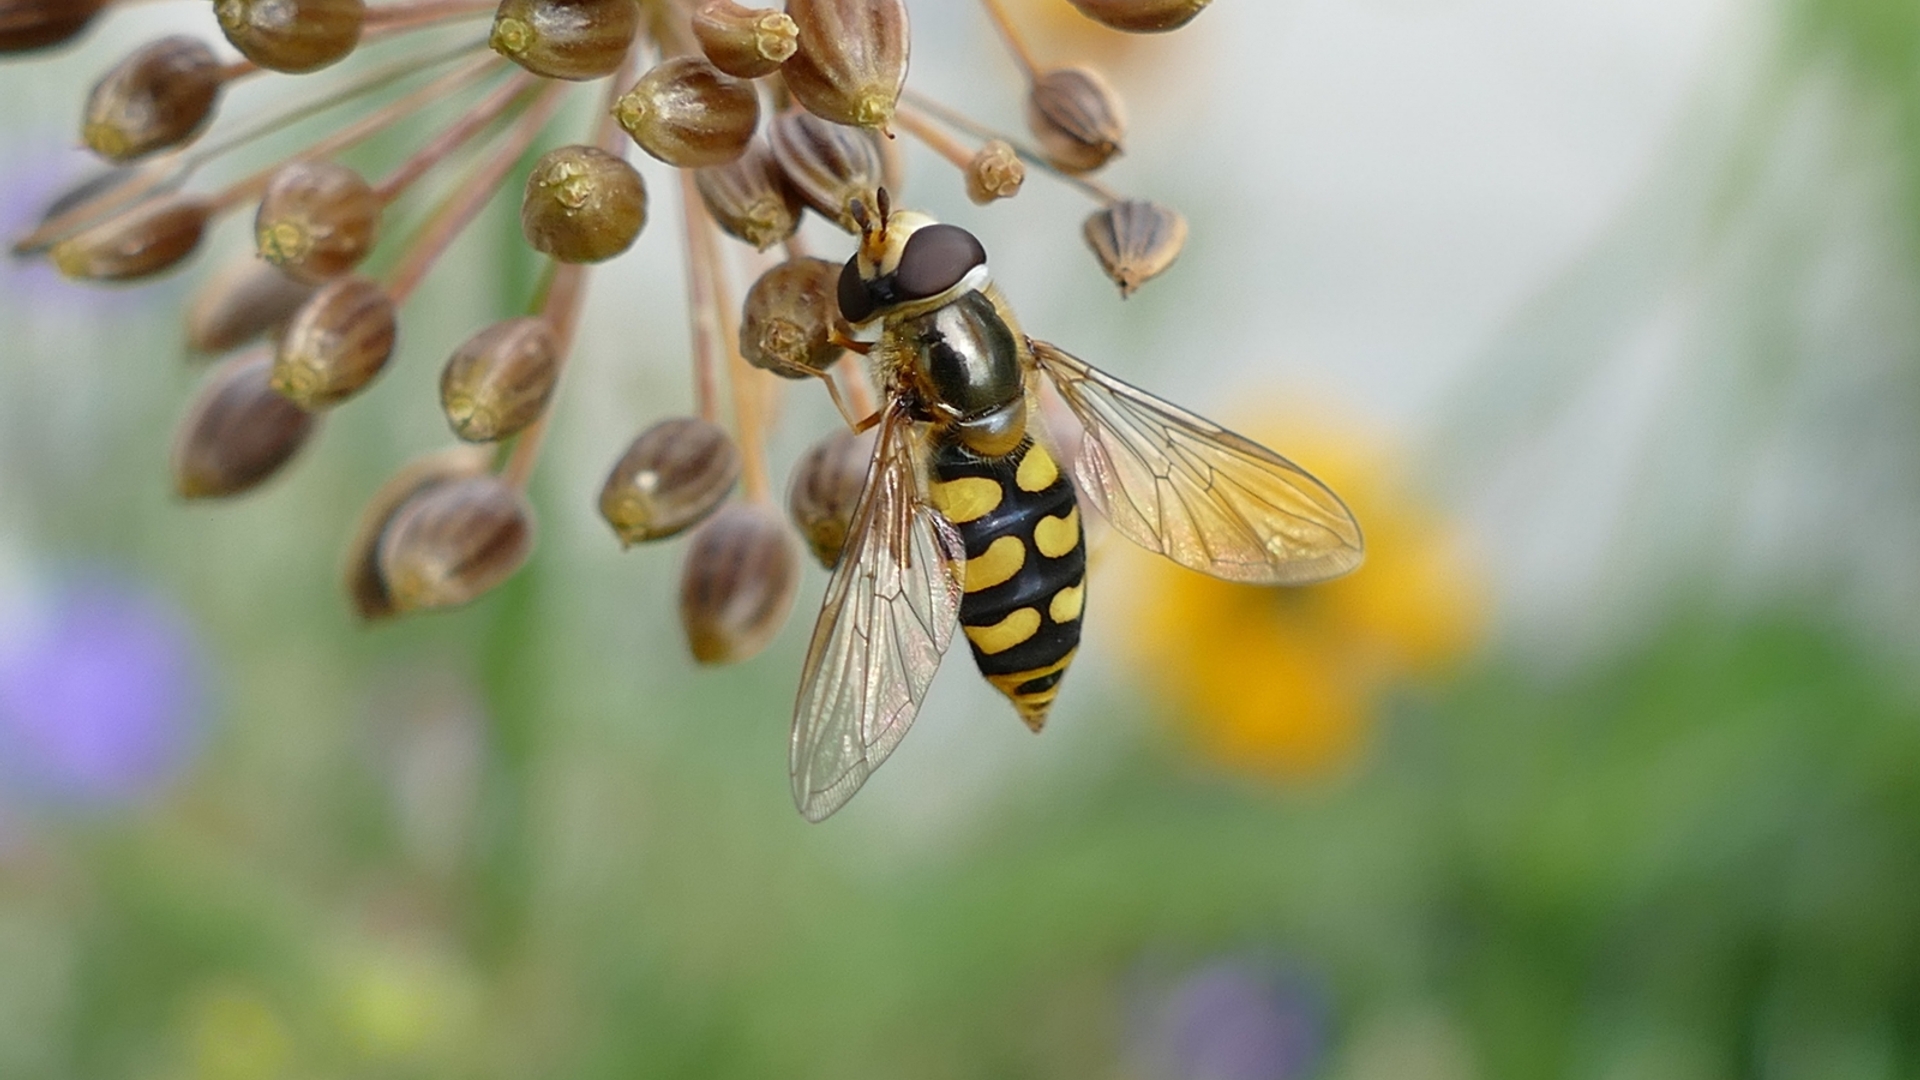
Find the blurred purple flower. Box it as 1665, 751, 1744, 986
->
1136, 957, 1326, 1080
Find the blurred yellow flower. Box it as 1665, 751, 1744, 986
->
186, 984, 289, 1080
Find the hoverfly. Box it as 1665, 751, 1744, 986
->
789, 193, 1364, 821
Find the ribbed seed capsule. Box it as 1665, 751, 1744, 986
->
171, 350, 318, 499
186, 254, 318, 354
440, 317, 560, 442
489, 0, 636, 81
1084, 198, 1187, 296
695, 139, 803, 251
692, 0, 796, 79
768, 108, 890, 231
599, 417, 741, 545
1066, 0, 1210, 32
215, 0, 363, 73
521, 145, 647, 263
82, 36, 223, 162
1, 0, 103, 53
377, 474, 535, 615
965, 139, 1023, 204
780, 0, 908, 129
49, 194, 209, 282
1027, 66, 1126, 174
678, 501, 801, 665
788, 427, 873, 568
614, 56, 759, 168
740, 256, 844, 379
343, 447, 491, 620
272, 276, 397, 408
255, 160, 380, 284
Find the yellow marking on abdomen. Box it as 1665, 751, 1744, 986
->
964, 607, 1040, 655
965, 535, 1026, 593
928, 476, 1002, 524
1034, 507, 1081, 558
1015, 443, 1059, 492
1049, 583, 1085, 623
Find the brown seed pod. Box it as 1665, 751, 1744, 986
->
215, 0, 364, 73
788, 426, 874, 568
779, 0, 907, 129
1083, 198, 1187, 296
186, 254, 318, 354
767, 107, 890, 231
377, 473, 535, 615
614, 56, 760, 169
1027, 66, 1126, 174
598, 416, 742, 545
271, 276, 397, 408
965, 139, 1024, 205
1065, 0, 1210, 32
521, 144, 648, 264
489, 0, 637, 81
1, 0, 103, 53
342, 446, 491, 620
739, 256, 845, 379
692, 0, 797, 79
695, 139, 804, 251
82, 36, 224, 162
255, 160, 381, 284
171, 350, 319, 499
440, 316, 561, 442
49, 194, 209, 282
678, 500, 801, 665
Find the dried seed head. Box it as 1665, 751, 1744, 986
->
965, 139, 1024, 205
1027, 66, 1126, 174
779, 0, 908, 129
695, 138, 803, 251
82, 36, 224, 162
489, 0, 637, 81
1084, 198, 1186, 296
768, 107, 891, 231
1066, 0, 1210, 32
171, 350, 318, 499
692, 0, 797, 79
598, 416, 741, 545
739, 256, 845, 379
343, 447, 491, 620
49, 194, 208, 282
521, 144, 647, 263
440, 316, 561, 442
186, 254, 318, 354
0, 0, 105, 54
678, 501, 800, 665
215, 0, 364, 73
788, 426, 873, 568
271, 276, 397, 408
614, 56, 760, 169
255, 160, 381, 284
377, 474, 535, 615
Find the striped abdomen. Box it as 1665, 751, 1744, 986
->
927, 437, 1086, 729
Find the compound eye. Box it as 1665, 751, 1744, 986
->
894, 224, 987, 303
838, 255, 877, 324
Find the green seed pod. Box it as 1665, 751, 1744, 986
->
186, 254, 318, 354
82, 36, 224, 162
521, 144, 647, 263
788, 426, 873, 569
678, 500, 800, 664
1027, 66, 1126, 174
272, 276, 397, 408
343, 447, 492, 620
440, 316, 561, 442
598, 416, 741, 545
377, 473, 535, 615
215, 0, 364, 73
614, 56, 759, 169
1065, 0, 1210, 32
0, 0, 104, 54
739, 256, 844, 379
49, 194, 209, 282
965, 139, 1023, 204
767, 107, 890, 231
171, 350, 319, 499
1083, 198, 1186, 296
255, 159, 381, 284
489, 0, 637, 81
779, 0, 907, 129
695, 138, 803, 251
692, 0, 796, 79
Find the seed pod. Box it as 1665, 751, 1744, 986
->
272, 276, 397, 408
440, 316, 560, 442
0, 0, 103, 53
598, 417, 741, 545
49, 194, 208, 282
613, 56, 759, 169
965, 139, 1023, 204
1066, 0, 1210, 32
740, 256, 844, 379
521, 145, 647, 263
171, 350, 318, 499
215, 0, 364, 73
82, 36, 224, 162
343, 447, 491, 620
678, 501, 800, 665
788, 426, 873, 568
780, 0, 907, 129
255, 160, 381, 284
692, 0, 797, 79
695, 139, 803, 251
1083, 198, 1186, 296
377, 474, 534, 614
186, 254, 318, 354
489, 0, 637, 81
768, 108, 889, 231
1027, 66, 1126, 174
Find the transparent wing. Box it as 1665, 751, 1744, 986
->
1031, 339, 1364, 585
790, 404, 966, 822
